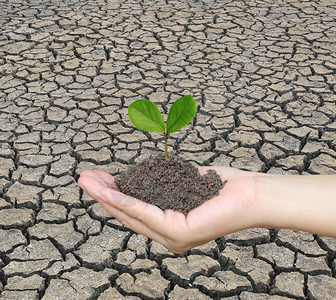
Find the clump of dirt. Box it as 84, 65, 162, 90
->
115, 154, 225, 215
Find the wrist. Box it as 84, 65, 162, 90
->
253, 174, 287, 229
254, 174, 336, 237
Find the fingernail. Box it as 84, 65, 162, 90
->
78, 183, 87, 192
94, 191, 108, 203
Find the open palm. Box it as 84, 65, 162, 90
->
78, 167, 258, 253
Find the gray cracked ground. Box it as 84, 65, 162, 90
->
0, 0, 336, 299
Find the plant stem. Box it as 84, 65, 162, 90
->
164, 132, 168, 159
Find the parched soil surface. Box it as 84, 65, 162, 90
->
115, 154, 225, 215
1, 0, 336, 299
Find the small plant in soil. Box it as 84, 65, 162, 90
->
115, 94, 225, 215
128, 94, 197, 159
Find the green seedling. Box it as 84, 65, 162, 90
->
128, 94, 196, 159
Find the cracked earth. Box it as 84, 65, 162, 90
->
0, 0, 336, 299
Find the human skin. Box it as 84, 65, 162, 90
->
78, 167, 336, 254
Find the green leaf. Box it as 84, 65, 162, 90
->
128, 99, 165, 133
166, 95, 196, 134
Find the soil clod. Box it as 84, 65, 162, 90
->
115, 154, 225, 215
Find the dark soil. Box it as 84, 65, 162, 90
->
115, 154, 225, 215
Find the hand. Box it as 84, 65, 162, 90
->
78, 167, 260, 253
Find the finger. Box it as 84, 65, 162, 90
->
95, 171, 119, 190
78, 174, 108, 194
98, 188, 189, 237
85, 184, 175, 248
79, 171, 108, 187
79, 176, 162, 237
96, 197, 172, 248
79, 171, 118, 189
79, 175, 190, 251
79, 177, 176, 239
80, 170, 97, 178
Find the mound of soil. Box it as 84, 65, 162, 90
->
115, 154, 225, 215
